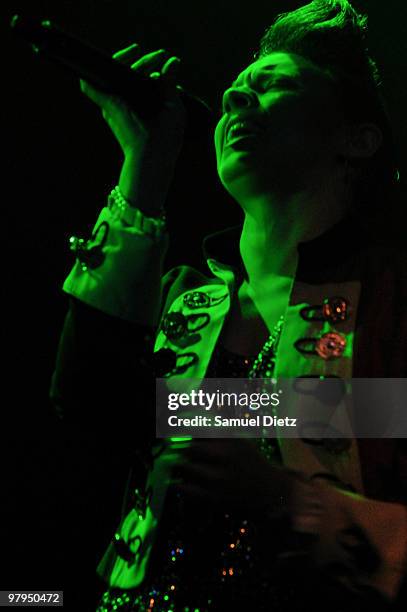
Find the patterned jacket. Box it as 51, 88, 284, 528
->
52, 204, 407, 602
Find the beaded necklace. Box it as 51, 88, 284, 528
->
247, 316, 285, 463
248, 315, 285, 379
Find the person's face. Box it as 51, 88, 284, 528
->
214, 52, 345, 201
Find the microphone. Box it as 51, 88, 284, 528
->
10, 15, 212, 129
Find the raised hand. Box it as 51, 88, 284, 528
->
80, 43, 186, 214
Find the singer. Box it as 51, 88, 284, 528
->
51, 1, 406, 610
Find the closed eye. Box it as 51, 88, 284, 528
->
258, 78, 299, 92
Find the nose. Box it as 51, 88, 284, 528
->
222, 86, 258, 114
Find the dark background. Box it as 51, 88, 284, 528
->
3, 0, 406, 608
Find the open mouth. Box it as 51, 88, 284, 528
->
225, 120, 263, 146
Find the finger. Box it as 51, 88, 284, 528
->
291, 510, 322, 534
130, 49, 168, 72
161, 56, 181, 80
161, 57, 181, 98
159, 450, 188, 468
112, 43, 141, 64
165, 436, 193, 452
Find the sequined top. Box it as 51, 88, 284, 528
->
98, 341, 380, 612
97, 343, 298, 612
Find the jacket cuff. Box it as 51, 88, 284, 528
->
63, 207, 169, 325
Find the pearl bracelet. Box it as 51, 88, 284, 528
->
107, 186, 166, 239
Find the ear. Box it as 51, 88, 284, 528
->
346, 122, 383, 161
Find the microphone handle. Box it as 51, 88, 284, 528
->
10, 15, 212, 126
